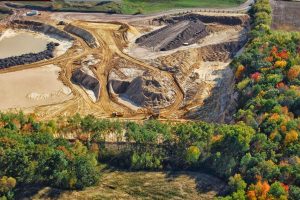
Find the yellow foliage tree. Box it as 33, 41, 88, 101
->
284, 130, 298, 144
274, 60, 287, 68
235, 65, 245, 79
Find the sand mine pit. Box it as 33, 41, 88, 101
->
0, 11, 250, 121
0, 64, 73, 110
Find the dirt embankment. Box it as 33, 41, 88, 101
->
0, 42, 58, 69
199, 40, 247, 62
11, 20, 74, 41
64, 24, 98, 48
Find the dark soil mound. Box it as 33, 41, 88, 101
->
136, 19, 208, 51
71, 68, 101, 100
109, 73, 176, 108
64, 24, 98, 48
0, 42, 57, 69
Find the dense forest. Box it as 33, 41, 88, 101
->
0, 0, 299, 199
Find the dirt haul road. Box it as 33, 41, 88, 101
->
0, 9, 250, 122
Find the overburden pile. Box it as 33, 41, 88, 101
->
136, 19, 208, 51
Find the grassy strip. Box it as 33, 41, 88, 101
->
121, 0, 246, 14
6, 0, 246, 14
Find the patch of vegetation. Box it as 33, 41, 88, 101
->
16, 171, 223, 199
6, 0, 246, 14
121, 0, 246, 14
219, 0, 300, 199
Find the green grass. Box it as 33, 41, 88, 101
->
121, 0, 246, 14
8, 1, 52, 7
6, 0, 246, 14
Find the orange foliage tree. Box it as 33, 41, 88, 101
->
247, 178, 271, 200
287, 65, 300, 81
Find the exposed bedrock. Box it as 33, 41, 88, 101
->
136, 19, 208, 51
0, 42, 58, 69
71, 68, 101, 101
11, 20, 74, 41
108, 72, 176, 109
64, 24, 98, 48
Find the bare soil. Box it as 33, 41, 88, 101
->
0, 64, 73, 110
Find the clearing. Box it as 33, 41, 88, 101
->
271, 0, 300, 31
16, 171, 227, 200
5, 0, 247, 14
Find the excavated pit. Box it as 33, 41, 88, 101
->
108, 66, 176, 109
135, 14, 249, 52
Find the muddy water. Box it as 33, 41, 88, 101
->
0, 32, 48, 59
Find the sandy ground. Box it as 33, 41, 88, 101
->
0, 29, 48, 59
0, 29, 73, 59
0, 64, 73, 110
